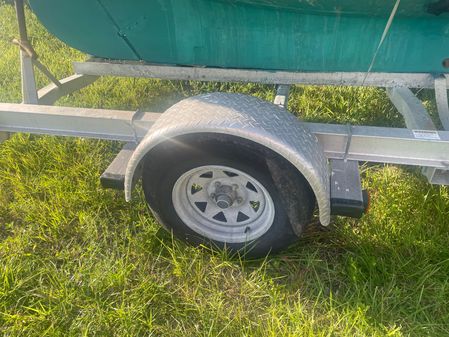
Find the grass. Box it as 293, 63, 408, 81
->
1, 2, 449, 336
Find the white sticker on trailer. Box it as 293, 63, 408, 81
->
412, 130, 441, 140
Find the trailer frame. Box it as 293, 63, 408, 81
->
3, 0, 449, 232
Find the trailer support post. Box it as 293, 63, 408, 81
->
274, 85, 291, 108
435, 75, 449, 131
387, 86, 449, 185
14, 0, 38, 104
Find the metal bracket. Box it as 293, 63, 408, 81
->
19, 50, 38, 104
12, 38, 62, 88
273, 85, 291, 108
387, 87, 436, 130
130, 109, 146, 143
387, 86, 449, 185
434, 75, 449, 130
100, 142, 137, 190
330, 159, 368, 218
15, 0, 37, 104
75, 59, 449, 89
37, 74, 99, 105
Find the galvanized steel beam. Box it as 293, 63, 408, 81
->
19, 51, 38, 104
387, 87, 436, 130
74, 59, 449, 89
38, 74, 99, 105
0, 103, 159, 142
2, 103, 449, 173
274, 85, 291, 108
307, 123, 449, 170
387, 86, 449, 185
435, 75, 449, 131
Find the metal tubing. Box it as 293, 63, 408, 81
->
2, 103, 449, 171
435, 75, 449, 131
75, 59, 449, 89
38, 74, 99, 105
387, 87, 436, 130
0, 103, 159, 141
19, 50, 38, 104
387, 86, 449, 184
274, 85, 291, 108
14, 0, 38, 104
307, 123, 449, 169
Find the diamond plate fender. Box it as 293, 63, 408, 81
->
125, 93, 331, 226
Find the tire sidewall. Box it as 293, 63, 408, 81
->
142, 135, 311, 257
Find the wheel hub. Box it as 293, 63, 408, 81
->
172, 165, 275, 243
212, 182, 238, 209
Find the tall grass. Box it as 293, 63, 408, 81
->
0, 2, 448, 336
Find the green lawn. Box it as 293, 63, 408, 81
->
1, 2, 449, 336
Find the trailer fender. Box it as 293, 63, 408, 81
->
124, 93, 331, 226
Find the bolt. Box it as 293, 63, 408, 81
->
215, 181, 221, 188
232, 184, 239, 190
216, 194, 232, 209
237, 197, 243, 203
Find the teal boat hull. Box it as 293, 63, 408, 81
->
29, 0, 449, 73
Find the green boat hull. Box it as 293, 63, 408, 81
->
29, 0, 449, 73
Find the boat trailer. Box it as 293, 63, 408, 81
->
2, 0, 449, 255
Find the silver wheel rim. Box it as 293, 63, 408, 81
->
172, 165, 275, 243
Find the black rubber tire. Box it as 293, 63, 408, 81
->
142, 133, 315, 257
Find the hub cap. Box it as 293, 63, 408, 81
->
172, 165, 275, 243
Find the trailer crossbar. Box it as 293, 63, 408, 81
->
0, 103, 159, 142
74, 59, 449, 89
1, 103, 449, 172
